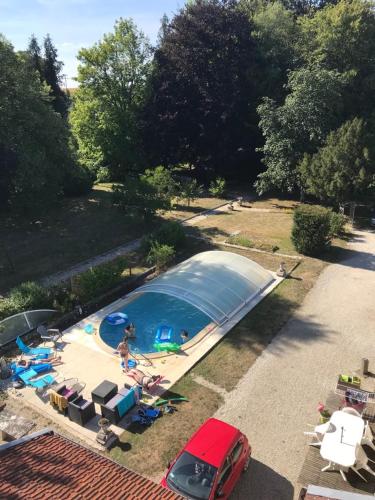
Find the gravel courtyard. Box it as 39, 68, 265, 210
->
215, 229, 375, 500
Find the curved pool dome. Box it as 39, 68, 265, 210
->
131, 251, 274, 325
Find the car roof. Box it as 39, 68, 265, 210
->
184, 418, 240, 468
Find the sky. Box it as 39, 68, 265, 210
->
0, 0, 186, 87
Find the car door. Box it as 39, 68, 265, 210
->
228, 438, 246, 490
214, 456, 233, 499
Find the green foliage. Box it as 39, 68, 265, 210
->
291, 204, 332, 255
178, 179, 203, 207
255, 67, 348, 195
227, 234, 254, 248
96, 166, 111, 183
0, 281, 53, 320
141, 166, 177, 203
299, 118, 375, 205
208, 177, 226, 198
74, 257, 128, 302
329, 212, 347, 237
143, 0, 261, 178
63, 165, 94, 197
0, 35, 77, 212
141, 221, 186, 255
112, 176, 171, 221
146, 242, 175, 271
70, 18, 152, 179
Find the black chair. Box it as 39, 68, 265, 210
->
68, 396, 96, 426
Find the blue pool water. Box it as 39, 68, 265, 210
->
99, 292, 211, 354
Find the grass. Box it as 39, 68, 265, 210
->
109, 375, 223, 477
188, 208, 297, 255
0, 185, 226, 293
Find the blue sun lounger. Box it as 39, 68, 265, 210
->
16, 336, 53, 357
18, 368, 56, 390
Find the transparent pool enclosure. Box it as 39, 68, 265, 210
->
130, 251, 274, 326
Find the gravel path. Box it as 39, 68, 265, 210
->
215, 229, 375, 500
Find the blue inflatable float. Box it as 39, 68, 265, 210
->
105, 312, 128, 326
155, 325, 173, 343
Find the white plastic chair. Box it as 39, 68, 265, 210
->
361, 421, 375, 452
303, 422, 330, 446
342, 407, 361, 417
351, 445, 375, 481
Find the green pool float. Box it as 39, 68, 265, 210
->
153, 342, 180, 353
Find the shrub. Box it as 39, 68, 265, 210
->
141, 221, 186, 255
329, 211, 347, 237
63, 165, 94, 197
74, 257, 128, 302
209, 177, 226, 197
96, 166, 111, 183
146, 243, 175, 271
0, 281, 53, 320
291, 204, 332, 256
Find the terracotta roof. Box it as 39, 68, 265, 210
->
0, 430, 183, 500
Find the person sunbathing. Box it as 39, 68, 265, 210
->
126, 368, 163, 390
16, 356, 62, 369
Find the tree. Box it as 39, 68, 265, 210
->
143, 0, 262, 180
178, 178, 203, 207
252, 1, 299, 101
282, 0, 338, 16
299, 0, 375, 117
255, 67, 348, 195
27, 34, 43, 80
147, 242, 175, 272
0, 35, 79, 211
141, 166, 177, 204
209, 177, 226, 197
112, 176, 171, 222
299, 118, 375, 209
70, 18, 152, 179
43, 35, 69, 117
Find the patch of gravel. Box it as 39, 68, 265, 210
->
214, 230, 375, 500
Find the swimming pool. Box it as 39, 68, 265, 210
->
99, 292, 212, 355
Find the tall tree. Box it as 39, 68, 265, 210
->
299, 118, 375, 207
27, 34, 43, 81
43, 34, 69, 117
70, 18, 152, 179
0, 35, 77, 211
143, 0, 262, 181
255, 67, 348, 194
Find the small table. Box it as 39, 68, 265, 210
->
91, 380, 118, 406
320, 411, 365, 467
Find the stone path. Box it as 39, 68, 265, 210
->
215, 229, 375, 500
41, 201, 233, 287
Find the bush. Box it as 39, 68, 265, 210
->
146, 243, 175, 271
141, 221, 186, 255
96, 166, 111, 183
63, 166, 94, 197
209, 177, 226, 197
291, 204, 332, 256
0, 281, 53, 320
74, 257, 128, 302
329, 211, 347, 237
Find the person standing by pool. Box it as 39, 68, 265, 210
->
117, 336, 129, 371
180, 330, 189, 343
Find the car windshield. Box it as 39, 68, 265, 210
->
167, 451, 217, 500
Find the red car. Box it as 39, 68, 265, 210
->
161, 418, 251, 499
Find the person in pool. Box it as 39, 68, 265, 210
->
180, 329, 189, 343
124, 323, 136, 338
117, 336, 130, 371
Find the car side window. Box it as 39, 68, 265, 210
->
231, 440, 243, 465
218, 457, 232, 487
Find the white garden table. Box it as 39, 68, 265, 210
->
320, 410, 365, 468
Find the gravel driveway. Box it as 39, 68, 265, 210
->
215, 230, 375, 500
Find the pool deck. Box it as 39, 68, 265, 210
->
8, 274, 283, 449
